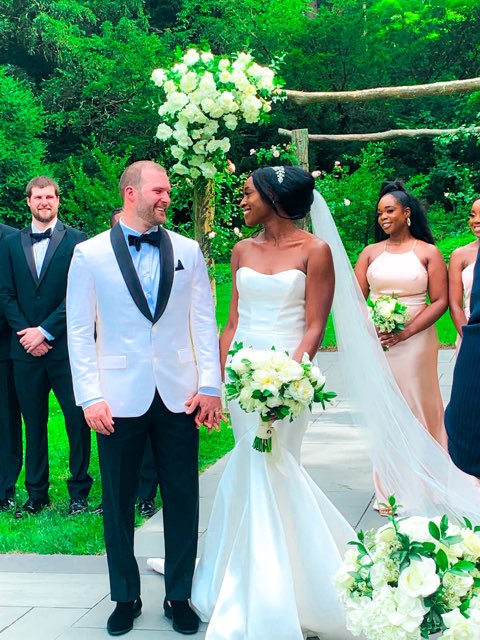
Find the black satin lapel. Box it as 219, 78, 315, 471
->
153, 228, 174, 323
110, 224, 153, 322
37, 221, 66, 284
20, 229, 39, 284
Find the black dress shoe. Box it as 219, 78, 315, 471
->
68, 497, 88, 515
107, 598, 142, 636
164, 598, 199, 635
21, 497, 50, 515
0, 497, 15, 511
137, 498, 156, 518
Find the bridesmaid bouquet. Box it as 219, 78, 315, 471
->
368, 294, 410, 335
225, 342, 336, 454
335, 497, 480, 640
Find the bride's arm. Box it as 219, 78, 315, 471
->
219, 244, 241, 378
291, 240, 334, 362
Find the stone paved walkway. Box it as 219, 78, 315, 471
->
0, 350, 456, 639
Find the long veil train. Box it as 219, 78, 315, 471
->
311, 191, 480, 522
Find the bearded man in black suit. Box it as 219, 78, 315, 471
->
0, 223, 22, 511
0, 176, 92, 515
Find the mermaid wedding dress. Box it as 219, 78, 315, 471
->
190, 266, 354, 640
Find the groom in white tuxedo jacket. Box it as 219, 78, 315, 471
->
66, 161, 222, 636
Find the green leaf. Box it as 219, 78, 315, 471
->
435, 548, 448, 571
428, 521, 441, 540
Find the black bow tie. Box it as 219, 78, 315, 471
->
30, 229, 52, 243
128, 231, 161, 252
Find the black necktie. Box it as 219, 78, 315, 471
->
30, 228, 52, 243
128, 231, 161, 252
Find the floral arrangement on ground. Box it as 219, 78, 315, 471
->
335, 497, 480, 640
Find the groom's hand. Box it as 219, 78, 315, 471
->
185, 393, 225, 432
84, 401, 115, 435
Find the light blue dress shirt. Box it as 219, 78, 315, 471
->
32, 220, 57, 342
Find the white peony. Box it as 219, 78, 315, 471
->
219, 70, 232, 83
287, 378, 314, 405
155, 123, 173, 141
238, 385, 257, 413
218, 58, 230, 71
199, 72, 217, 94
183, 49, 200, 65
397, 557, 440, 598
200, 51, 214, 63
232, 52, 252, 69
166, 91, 189, 113
375, 523, 397, 545
217, 91, 236, 112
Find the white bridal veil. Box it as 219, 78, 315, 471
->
311, 191, 480, 522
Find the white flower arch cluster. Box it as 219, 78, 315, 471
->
151, 49, 282, 180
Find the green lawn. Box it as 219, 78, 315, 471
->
0, 268, 457, 554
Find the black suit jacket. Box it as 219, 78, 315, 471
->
0, 220, 87, 362
445, 244, 480, 476
0, 224, 20, 362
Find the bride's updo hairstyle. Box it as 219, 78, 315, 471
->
375, 180, 435, 245
251, 166, 315, 220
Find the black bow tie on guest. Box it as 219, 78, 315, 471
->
128, 231, 161, 252
30, 228, 52, 243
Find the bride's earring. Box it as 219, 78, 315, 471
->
406, 217, 411, 227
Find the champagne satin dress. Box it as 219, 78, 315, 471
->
367, 242, 447, 469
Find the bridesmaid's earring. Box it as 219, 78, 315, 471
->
406, 217, 411, 227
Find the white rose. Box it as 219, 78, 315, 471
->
170, 145, 185, 160
218, 91, 236, 112
151, 68, 166, 86
183, 49, 200, 65
218, 58, 230, 71
199, 72, 217, 94
172, 163, 190, 176
397, 557, 440, 598
180, 71, 198, 93
172, 62, 188, 75
209, 103, 225, 119
232, 52, 252, 69
163, 79, 176, 94
172, 131, 193, 149
200, 163, 217, 179
167, 91, 189, 112
333, 567, 355, 595
219, 70, 232, 83
200, 51, 214, 63
155, 123, 173, 141
460, 529, 480, 561
229, 349, 252, 375
224, 114, 238, 130
442, 608, 480, 640
375, 523, 397, 545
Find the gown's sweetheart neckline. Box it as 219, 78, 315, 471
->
237, 266, 307, 277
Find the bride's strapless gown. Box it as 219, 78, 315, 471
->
191, 267, 354, 640
367, 245, 446, 449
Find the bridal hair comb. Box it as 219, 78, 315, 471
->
271, 166, 285, 184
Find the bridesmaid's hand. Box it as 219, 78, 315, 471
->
379, 330, 407, 349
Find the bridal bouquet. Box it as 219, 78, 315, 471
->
368, 294, 410, 334
225, 342, 336, 454
335, 497, 480, 640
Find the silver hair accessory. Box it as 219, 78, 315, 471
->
272, 166, 285, 184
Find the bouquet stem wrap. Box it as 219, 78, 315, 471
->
252, 418, 275, 454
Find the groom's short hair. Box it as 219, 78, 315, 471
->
119, 161, 167, 198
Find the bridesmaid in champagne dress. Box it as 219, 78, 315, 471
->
355, 181, 448, 513
449, 197, 480, 349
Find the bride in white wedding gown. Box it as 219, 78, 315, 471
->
190, 166, 354, 639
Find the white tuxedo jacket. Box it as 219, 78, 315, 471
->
66, 224, 221, 417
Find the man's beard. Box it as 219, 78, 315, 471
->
32, 209, 56, 224
136, 201, 165, 227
